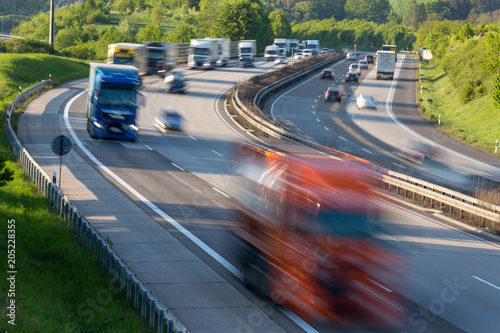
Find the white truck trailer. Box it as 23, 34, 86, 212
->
376, 50, 396, 80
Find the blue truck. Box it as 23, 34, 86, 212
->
86, 62, 142, 141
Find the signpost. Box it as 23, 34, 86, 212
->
51, 135, 72, 188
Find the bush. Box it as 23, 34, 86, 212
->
4, 39, 57, 55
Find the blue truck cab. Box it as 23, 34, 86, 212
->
87, 62, 143, 141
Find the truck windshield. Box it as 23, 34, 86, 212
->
240, 47, 251, 53
112, 56, 134, 65
275, 43, 285, 48
98, 88, 137, 108
148, 49, 163, 60
267, 50, 277, 55
193, 48, 208, 56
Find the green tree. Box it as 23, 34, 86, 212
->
456, 22, 475, 42
269, 11, 291, 38
493, 74, 500, 106
345, 0, 391, 24
0, 157, 14, 188
118, 19, 138, 36
114, 0, 136, 14
210, 0, 273, 51
403, 0, 426, 28
138, 23, 165, 42
166, 23, 197, 42
150, 3, 165, 25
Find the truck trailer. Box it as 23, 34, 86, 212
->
376, 50, 396, 79
205, 37, 230, 66
188, 39, 218, 69
288, 39, 298, 55
86, 63, 143, 141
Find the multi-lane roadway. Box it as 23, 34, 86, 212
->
18, 55, 500, 333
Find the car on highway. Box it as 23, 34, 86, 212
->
324, 86, 341, 102
274, 56, 289, 65
293, 52, 303, 60
303, 49, 313, 57
155, 108, 183, 132
320, 68, 335, 79
349, 63, 362, 74
356, 94, 378, 109
365, 54, 375, 64
346, 52, 356, 60
165, 69, 186, 94
358, 60, 369, 69
345, 71, 359, 82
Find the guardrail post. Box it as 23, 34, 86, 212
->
102, 245, 107, 270
121, 264, 126, 289
108, 250, 113, 275
127, 273, 132, 300
158, 309, 164, 333
167, 320, 173, 333
141, 288, 147, 319
134, 279, 139, 309
149, 299, 156, 328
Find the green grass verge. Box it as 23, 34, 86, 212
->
0, 54, 89, 111
418, 57, 500, 156
0, 54, 154, 332
389, 0, 432, 17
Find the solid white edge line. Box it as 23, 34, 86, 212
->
393, 163, 407, 169
211, 186, 231, 198
171, 163, 185, 171
63, 89, 242, 279
385, 55, 494, 169
473, 276, 500, 291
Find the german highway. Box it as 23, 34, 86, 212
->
17, 55, 500, 333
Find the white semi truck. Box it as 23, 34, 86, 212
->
264, 45, 280, 61
274, 38, 290, 56
238, 40, 257, 67
188, 39, 218, 69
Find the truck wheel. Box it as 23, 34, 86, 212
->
242, 246, 268, 298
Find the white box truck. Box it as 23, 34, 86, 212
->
264, 45, 280, 61
376, 50, 396, 80
188, 39, 218, 69
274, 38, 290, 56
205, 37, 230, 66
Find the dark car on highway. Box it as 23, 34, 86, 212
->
324, 86, 341, 102
320, 68, 335, 79
345, 71, 359, 82
365, 54, 374, 64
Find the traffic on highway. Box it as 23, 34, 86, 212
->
17, 40, 500, 333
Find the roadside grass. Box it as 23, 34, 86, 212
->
418, 57, 500, 156
96, 11, 180, 34
0, 54, 153, 332
0, 53, 89, 111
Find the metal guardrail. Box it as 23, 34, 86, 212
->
231, 56, 500, 232
6, 81, 189, 333
0, 33, 24, 41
